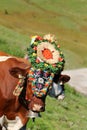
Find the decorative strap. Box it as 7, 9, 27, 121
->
28, 67, 54, 97
13, 75, 25, 96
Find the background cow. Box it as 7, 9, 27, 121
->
0, 52, 47, 130
48, 73, 70, 100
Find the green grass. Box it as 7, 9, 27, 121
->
0, 0, 87, 69
0, 0, 87, 130
27, 85, 87, 130
0, 0, 30, 12
0, 25, 30, 57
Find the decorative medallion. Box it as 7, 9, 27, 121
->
27, 34, 65, 74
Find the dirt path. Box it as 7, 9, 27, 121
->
62, 68, 87, 96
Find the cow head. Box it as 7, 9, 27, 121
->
9, 66, 53, 117
27, 68, 54, 112
48, 74, 70, 99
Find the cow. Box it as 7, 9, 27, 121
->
0, 51, 48, 130
48, 73, 70, 100
0, 51, 70, 130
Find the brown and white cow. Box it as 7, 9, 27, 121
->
0, 52, 46, 130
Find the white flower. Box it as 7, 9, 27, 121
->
43, 34, 56, 42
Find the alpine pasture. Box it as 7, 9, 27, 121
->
0, 0, 87, 130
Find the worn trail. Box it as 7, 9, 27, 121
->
62, 68, 87, 95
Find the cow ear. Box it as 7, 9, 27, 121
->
59, 75, 70, 83
9, 67, 30, 78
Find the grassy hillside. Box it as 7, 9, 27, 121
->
0, 0, 87, 69
0, 25, 29, 57
0, 1, 87, 130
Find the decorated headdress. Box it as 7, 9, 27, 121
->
27, 34, 65, 97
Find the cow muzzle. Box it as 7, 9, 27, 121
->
27, 103, 44, 119
32, 104, 45, 112
29, 102, 45, 113
29, 96, 45, 113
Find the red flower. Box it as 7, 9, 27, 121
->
33, 46, 37, 50
36, 36, 43, 41
58, 57, 63, 62
36, 58, 40, 63
29, 77, 34, 81
52, 64, 56, 67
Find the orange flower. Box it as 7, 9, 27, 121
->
33, 46, 37, 50
29, 77, 34, 81
42, 48, 53, 59
36, 36, 43, 41
45, 83, 49, 87
57, 45, 60, 48
29, 70, 34, 75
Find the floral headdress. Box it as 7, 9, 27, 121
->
27, 34, 65, 74
27, 34, 65, 97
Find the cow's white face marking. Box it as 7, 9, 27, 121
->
0, 115, 4, 126
0, 115, 23, 130
0, 56, 12, 62
48, 82, 62, 97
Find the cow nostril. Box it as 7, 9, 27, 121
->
40, 106, 45, 112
